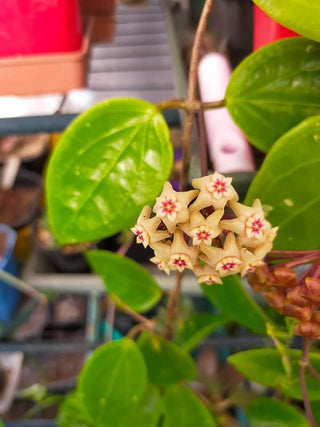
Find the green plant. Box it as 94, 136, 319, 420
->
45, 1, 320, 426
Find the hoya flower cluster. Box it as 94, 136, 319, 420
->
131, 172, 278, 285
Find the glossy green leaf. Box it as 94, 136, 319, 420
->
58, 392, 94, 427
201, 275, 269, 335
163, 384, 217, 427
78, 338, 147, 426
176, 313, 229, 352
245, 115, 320, 250
46, 98, 173, 244
86, 250, 162, 313
253, 0, 320, 42
226, 38, 320, 152
122, 385, 162, 427
247, 397, 308, 427
138, 331, 197, 385
229, 349, 320, 401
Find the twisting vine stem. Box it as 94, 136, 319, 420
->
164, 271, 183, 340
299, 339, 317, 427
157, 98, 225, 113
164, 0, 216, 340
180, 0, 215, 191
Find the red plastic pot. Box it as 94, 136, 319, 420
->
253, 6, 298, 50
0, 0, 82, 57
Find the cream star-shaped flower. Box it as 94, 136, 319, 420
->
191, 172, 239, 211
131, 206, 170, 248
150, 256, 171, 275
240, 248, 265, 277
168, 230, 199, 273
200, 232, 242, 277
251, 226, 279, 259
221, 200, 271, 246
149, 241, 172, 275
180, 209, 223, 246
193, 261, 222, 285
153, 181, 198, 233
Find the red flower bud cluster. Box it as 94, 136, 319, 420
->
247, 266, 320, 338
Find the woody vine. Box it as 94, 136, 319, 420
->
43, 0, 320, 426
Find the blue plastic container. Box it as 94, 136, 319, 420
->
0, 224, 19, 324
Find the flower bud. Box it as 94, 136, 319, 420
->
253, 265, 270, 284
279, 302, 311, 321
267, 269, 296, 288
249, 281, 269, 293
286, 286, 309, 307
300, 277, 320, 304
294, 320, 320, 338
273, 267, 296, 287
312, 311, 320, 323
263, 290, 285, 309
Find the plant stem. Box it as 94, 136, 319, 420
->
196, 109, 209, 177
284, 253, 319, 269
105, 234, 135, 341
298, 258, 320, 286
106, 296, 115, 342
117, 234, 134, 256
307, 361, 320, 382
164, 271, 183, 340
299, 339, 317, 427
112, 295, 154, 329
157, 98, 224, 113
163, 0, 215, 340
268, 250, 320, 258
180, 0, 216, 191
0, 269, 47, 305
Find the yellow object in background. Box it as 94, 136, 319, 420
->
49, 133, 62, 151
15, 226, 32, 262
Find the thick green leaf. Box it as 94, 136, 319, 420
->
245, 115, 320, 250
78, 338, 147, 426
201, 275, 269, 335
226, 38, 320, 152
176, 313, 229, 352
86, 250, 162, 313
122, 385, 162, 427
229, 348, 320, 401
138, 331, 197, 385
46, 98, 173, 244
253, 0, 320, 42
247, 397, 308, 427
163, 384, 217, 427
58, 392, 94, 427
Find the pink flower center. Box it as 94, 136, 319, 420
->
160, 199, 178, 215
136, 230, 144, 242
221, 261, 236, 271
173, 257, 188, 268
196, 230, 211, 241
211, 179, 227, 194
250, 218, 264, 234
246, 215, 266, 238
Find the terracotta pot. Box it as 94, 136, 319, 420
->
0, 22, 90, 96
